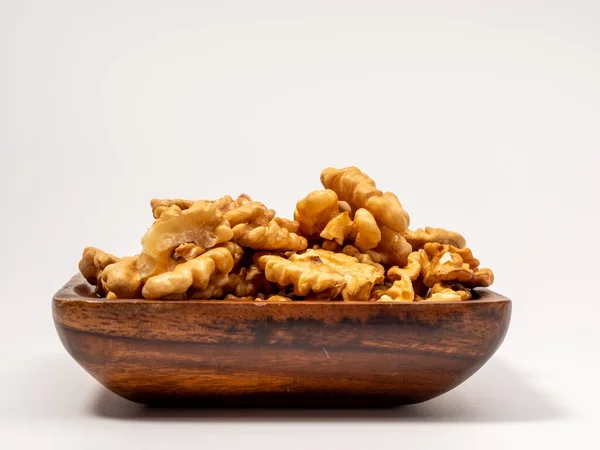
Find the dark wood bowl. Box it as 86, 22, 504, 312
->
53, 274, 511, 407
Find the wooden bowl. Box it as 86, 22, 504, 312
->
53, 274, 511, 407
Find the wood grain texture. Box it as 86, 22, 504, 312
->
53, 274, 511, 406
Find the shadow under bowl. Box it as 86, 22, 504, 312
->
53, 274, 511, 407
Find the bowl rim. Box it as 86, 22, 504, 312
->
54, 274, 510, 306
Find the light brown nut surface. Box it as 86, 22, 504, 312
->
424, 289, 463, 302
374, 252, 422, 302
138, 200, 233, 279
341, 245, 385, 275
403, 227, 467, 250
100, 256, 142, 299
142, 247, 235, 299
79, 165, 495, 303
258, 249, 384, 301
320, 167, 410, 232
430, 282, 472, 301
294, 189, 339, 237
320, 211, 352, 245
224, 201, 307, 251
189, 263, 272, 299
273, 217, 300, 234
424, 242, 480, 268
173, 243, 205, 261
320, 208, 381, 252
374, 278, 415, 302
150, 199, 195, 219
366, 226, 412, 267
236, 220, 308, 251
422, 243, 494, 288
388, 251, 422, 282
78, 247, 119, 286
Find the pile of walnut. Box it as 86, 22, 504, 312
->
79, 167, 494, 302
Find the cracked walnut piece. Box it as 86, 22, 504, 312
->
138, 200, 233, 279
226, 201, 307, 251
320, 167, 410, 233
374, 252, 422, 302
78, 247, 119, 287
257, 249, 384, 301
366, 226, 413, 267
142, 247, 236, 299
294, 189, 340, 237
320, 208, 381, 252
402, 227, 466, 250
100, 256, 142, 299
418, 243, 494, 288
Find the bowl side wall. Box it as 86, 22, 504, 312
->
53, 277, 511, 406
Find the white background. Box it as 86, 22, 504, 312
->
1, 1, 598, 448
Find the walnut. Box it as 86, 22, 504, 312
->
341, 245, 385, 275
218, 241, 245, 266
100, 256, 142, 299
430, 282, 472, 301
374, 279, 415, 302
225, 201, 268, 227
150, 199, 195, 219
320, 208, 381, 252
403, 227, 466, 250
173, 243, 205, 261
216, 194, 252, 212
142, 247, 236, 299
320, 240, 342, 252
366, 226, 412, 267
226, 201, 307, 251
388, 251, 422, 282
78, 247, 119, 286
237, 220, 307, 251
337, 201, 351, 213
425, 289, 463, 302
320, 167, 410, 232
138, 200, 233, 279
257, 295, 293, 302
423, 243, 494, 288
424, 242, 480, 268
79, 165, 497, 303
189, 264, 271, 299
294, 189, 340, 237
257, 249, 384, 301
273, 217, 300, 234
319, 211, 352, 245
373, 252, 421, 302
151, 195, 252, 220
415, 249, 439, 288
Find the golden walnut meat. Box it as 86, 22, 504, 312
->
138, 200, 233, 279
151, 199, 195, 219
320, 208, 381, 252
100, 256, 142, 299
402, 227, 466, 250
142, 247, 236, 299
366, 226, 412, 267
78, 247, 119, 286
374, 252, 422, 302
257, 249, 384, 301
423, 243, 494, 288
341, 245, 385, 275
226, 201, 307, 251
189, 264, 272, 299
294, 189, 340, 237
429, 282, 472, 301
78, 165, 495, 302
320, 167, 410, 233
